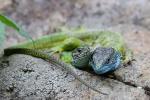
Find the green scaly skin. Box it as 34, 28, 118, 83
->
4, 48, 108, 95
10, 30, 132, 64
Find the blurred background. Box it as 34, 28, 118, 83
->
0, 0, 150, 54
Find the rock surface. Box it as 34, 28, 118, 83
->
0, 0, 12, 10
0, 54, 149, 100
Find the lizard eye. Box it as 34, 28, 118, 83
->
77, 48, 82, 53
106, 58, 110, 64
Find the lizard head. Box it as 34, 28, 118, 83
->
90, 47, 115, 67
71, 45, 92, 68
89, 47, 121, 74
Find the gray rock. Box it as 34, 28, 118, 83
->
114, 52, 150, 93
0, 0, 12, 10
0, 54, 149, 100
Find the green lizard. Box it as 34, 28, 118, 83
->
3, 28, 132, 95
8, 29, 132, 63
